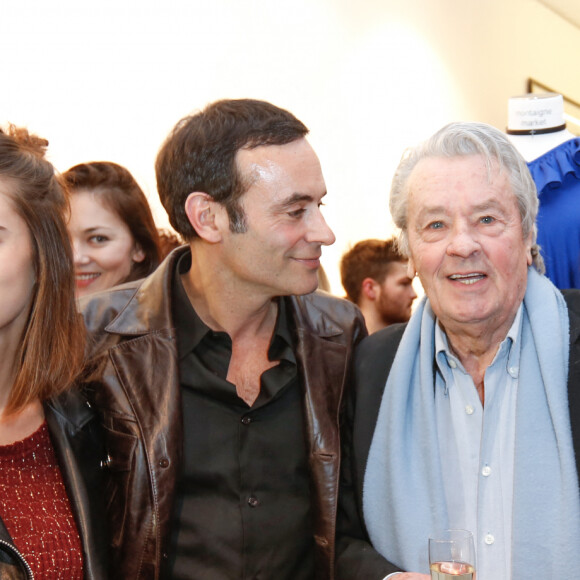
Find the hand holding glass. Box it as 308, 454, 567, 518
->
428, 529, 475, 579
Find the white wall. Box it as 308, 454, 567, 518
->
2, 0, 578, 292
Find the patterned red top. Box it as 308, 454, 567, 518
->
0, 421, 84, 579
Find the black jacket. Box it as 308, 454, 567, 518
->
335, 289, 580, 577
0, 389, 108, 579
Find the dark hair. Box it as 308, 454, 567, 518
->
340, 238, 407, 304
0, 125, 86, 413
63, 161, 161, 281
157, 227, 184, 260
155, 98, 309, 240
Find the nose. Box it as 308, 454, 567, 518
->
72, 240, 90, 266
446, 223, 480, 258
306, 209, 336, 246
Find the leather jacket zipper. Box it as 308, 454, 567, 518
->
0, 539, 34, 579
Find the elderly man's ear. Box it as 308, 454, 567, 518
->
184, 193, 228, 243
526, 233, 533, 266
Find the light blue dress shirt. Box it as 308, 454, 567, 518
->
432, 305, 522, 580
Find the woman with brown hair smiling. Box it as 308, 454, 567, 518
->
64, 161, 161, 298
0, 125, 107, 578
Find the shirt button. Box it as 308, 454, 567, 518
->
241, 416, 252, 425
465, 405, 474, 415
248, 496, 259, 508
482, 465, 492, 477
448, 359, 457, 369
484, 534, 495, 545
509, 366, 519, 378
159, 458, 170, 468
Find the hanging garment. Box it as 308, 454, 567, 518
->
528, 138, 580, 289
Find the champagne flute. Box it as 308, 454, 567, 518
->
428, 529, 475, 579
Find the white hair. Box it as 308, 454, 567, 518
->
389, 121, 544, 273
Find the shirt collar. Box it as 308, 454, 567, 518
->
435, 303, 524, 375
172, 251, 295, 362
172, 251, 210, 359
269, 298, 296, 364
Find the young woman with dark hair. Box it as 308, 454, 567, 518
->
64, 161, 161, 298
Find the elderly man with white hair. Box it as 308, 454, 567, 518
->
336, 121, 580, 580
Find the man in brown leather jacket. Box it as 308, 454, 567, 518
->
81, 99, 366, 580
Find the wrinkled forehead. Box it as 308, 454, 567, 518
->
409, 153, 505, 186
406, 155, 520, 220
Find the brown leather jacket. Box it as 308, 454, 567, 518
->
81, 246, 367, 580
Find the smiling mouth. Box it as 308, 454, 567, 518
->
294, 256, 321, 266
448, 273, 486, 285
75, 273, 101, 287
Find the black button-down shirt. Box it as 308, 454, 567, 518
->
166, 253, 315, 579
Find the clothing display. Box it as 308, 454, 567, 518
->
527, 138, 580, 289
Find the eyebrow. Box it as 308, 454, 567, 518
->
273, 193, 320, 211
83, 226, 114, 233
415, 199, 506, 220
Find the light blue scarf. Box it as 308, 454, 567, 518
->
363, 268, 580, 577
